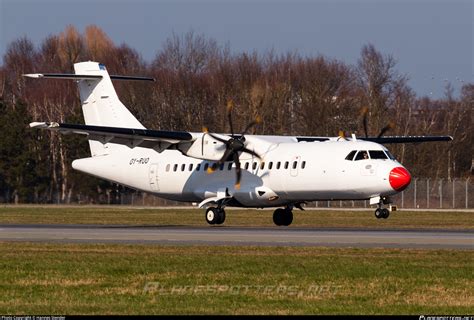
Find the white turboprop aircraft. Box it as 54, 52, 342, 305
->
25, 61, 452, 226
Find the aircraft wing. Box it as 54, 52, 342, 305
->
359, 136, 453, 144
30, 122, 194, 151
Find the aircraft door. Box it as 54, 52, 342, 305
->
149, 163, 160, 191
290, 156, 301, 177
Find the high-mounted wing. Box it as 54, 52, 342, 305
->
30, 122, 194, 151
359, 136, 453, 144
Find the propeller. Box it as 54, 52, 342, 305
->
359, 107, 395, 138
205, 100, 262, 189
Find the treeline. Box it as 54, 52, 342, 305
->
0, 25, 472, 203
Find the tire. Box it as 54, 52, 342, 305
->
381, 208, 390, 219
205, 207, 218, 225
216, 209, 226, 225
375, 208, 383, 219
282, 209, 293, 226
273, 208, 285, 226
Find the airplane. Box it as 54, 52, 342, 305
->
24, 61, 452, 226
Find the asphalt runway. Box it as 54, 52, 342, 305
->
0, 224, 473, 249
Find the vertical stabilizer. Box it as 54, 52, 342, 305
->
73, 61, 145, 156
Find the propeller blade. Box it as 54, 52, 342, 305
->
360, 107, 369, 138
208, 132, 229, 144
217, 147, 234, 165
227, 100, 235, 137
241, 116, 262, 136
233, 152, 241, 189
377, 122, 395, 138
201, 127, 208, 156
241, 147, 262, 160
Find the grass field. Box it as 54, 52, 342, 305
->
0, 242, 472, 315
0, 205, 473, 229
1, 206, 472, 315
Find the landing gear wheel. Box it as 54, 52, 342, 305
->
381, 208, 390, 219
206, 207, 219, 225
273, 208, 293, 226
375, 208, 383, 219
216, 209, 226, 225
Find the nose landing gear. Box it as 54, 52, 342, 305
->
371, 196, 394, 219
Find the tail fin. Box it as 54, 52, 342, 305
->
25, 61, 153, 156
73, 61, 145, 129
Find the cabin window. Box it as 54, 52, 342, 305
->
228, 162, 233, 170
181, 164, 186, 171
268, 162, 273, 170
219, 163, 225, 171
260, 162, 265, 170
196, 163, 201, 171
284, 161, 289, 169
166, 164, 170, 172
189, 164, 193, 171
292, 161, 297, 169
369, 150, 388, 159
301, 161, 306, 169
204, 163, 209, 171
276, 162, 281, 169
345, 150, 357, 161
211, 163, 218, 171
252, 162, 257, 170
245, 162, 249, 170
354, 150, 369, 161
173, 164, 178, 172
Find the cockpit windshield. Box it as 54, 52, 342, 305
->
369, 150, 388, 159
346, 149, 395, 161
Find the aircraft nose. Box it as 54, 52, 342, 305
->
389, 167, 411, 191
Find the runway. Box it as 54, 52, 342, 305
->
0, 224, 473, 249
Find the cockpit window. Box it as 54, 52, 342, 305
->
369, 150, 388, 159
385, 150, 396, 160
354, 150, 369, 161
345, 150, 357, 161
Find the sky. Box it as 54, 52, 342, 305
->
0, 0, 472, 99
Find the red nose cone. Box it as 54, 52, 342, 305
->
389, 167, 411, 191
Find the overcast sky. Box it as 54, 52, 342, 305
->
1, 0, 472, 98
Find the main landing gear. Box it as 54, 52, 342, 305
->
273, 207, 293, 226
205, 207, 226, 225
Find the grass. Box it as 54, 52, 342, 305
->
0, 205, 473, 229
0, 242, 472, 315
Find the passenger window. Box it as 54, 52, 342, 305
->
276, 162, 281, 169
228, 163, 232, 170
252, 162, 257, 170
369, 150, 388, 159
204, 163, 209, 171
219, 163, 224, 171
196, 163, 201, 171
354, 150, 369, 161
173, 164, 178, 172
245, 162, 249, 170
211, 163, 218, 171
284, 161, 289, 169
292, 161, 297, 169
189, 164, 193, 171
268, 162, 273, 170
260, 162, 265, 170
166, 164, 170, 172
181, 164, 185, 171
345, 150, 357, 161
301, 161, 306, 169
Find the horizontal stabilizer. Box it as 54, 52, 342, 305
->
23, 73, 155, 81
